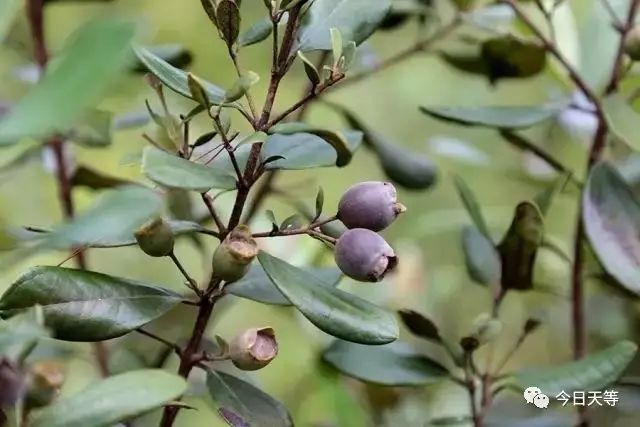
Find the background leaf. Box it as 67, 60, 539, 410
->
298, 0, 392, 51
239, 18, 272, 47
42, 186, 163, 249
462, 226, 501, 286
322, 340, 449, 386
31, 369, 187, 427
142, 146, 236, 192
0, 20, 135, 144
258, 251, 398, 344
583, 162, 640, 295
0, 266, 181, 341
420, 105, 564, 129
207, 370, 293, 427
511, 340, 637, 395
453, 175, 491, 239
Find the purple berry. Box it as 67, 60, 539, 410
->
338, 181, 406, 231
334, 228, 397, 282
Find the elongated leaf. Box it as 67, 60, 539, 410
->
71, 109, 112, 147
70, 166, 133, 190
264, 128, 362, 169
228, 264, 342, 305
142, 146, 236, 192
207, 370, 293, 427
133, 46, 227, 105
511, 341, 637, 395
258, 251, 398, 344
397, 309, 442, 343
497, 202, 543, 292
43, 186, 163, 249
31, 369, 187, 427
323, 340, 449, 386
0, 306, 49, 356
331, 102, 437, 189
130, 44, 193, 72
453, 175, 491, 239
583, 162, 640, 295
239, 18, 272, 47
603, 94, 640, 151
217, 0, 241, 47
0, 20, 135, 145
462, 226, 501, 286
0, 266, 181, 341
298, 0, 392, 51
419, 104, 563, 129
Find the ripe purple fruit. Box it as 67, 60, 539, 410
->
334, 228, 397, 282
338, 181, 406, 231
0, 358, 25, 406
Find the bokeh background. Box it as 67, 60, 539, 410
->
2, 0, 640, 426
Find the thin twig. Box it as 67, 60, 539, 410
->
169, 252, 202, 297
605, 0, 640, 94
136, 329, 182, 354
201, 192, 226, 234
228, 47, 258, 121
252, 215, 337, 238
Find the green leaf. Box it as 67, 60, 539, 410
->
0, 266, 181, 341
583, 162, 640, 295
297, 51, 321, 86
298, 0, 392, 51
31, 369, 187, 427
0, 306, 49, 356
224, 71, 260, 103
511, 340, 637, 396
603, 94, 640, 151
314, 187, 324, 220
0, 0, 21, 41
330, 27, 343, 65
331, 103, 437, 189
480, 36, 547, 83
70, 166, 133, 190
397, 309, 442, 343
497, 202, 543, 292
130, 44, 193, 72
258, 251, 398, 344
453, 175, 491, 239
71, 109, 112, 147
142, 146, 236, 192
462, 226, 501, 286
419, 104, 563, 129
206, 370, 293, 427
217, 0, 241, 47
266, 125, 362, 168
228, 264, 342, 306
42, 186, 164, 249
322, 340, 449, 386
0, 20, 135, 145
533, 173, 571, 217
133, 45, 227, 105
239, 18, 273, 47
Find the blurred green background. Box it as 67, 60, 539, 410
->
2, 0, 640, 426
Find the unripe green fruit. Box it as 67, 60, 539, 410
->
624, 26, 640, 61
334, 228, 397, 282
338, 181, 406, 231
212, 225, 258, 282
471, 313, 502, 345
229, 327, 278, 371
134, 218, 175, 257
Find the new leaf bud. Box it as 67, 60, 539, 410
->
134, 218, 175, 257
212, 225, 258, 282
229, 327, 278, 371
334, 228, 397, 282
338, 181, 406, 231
